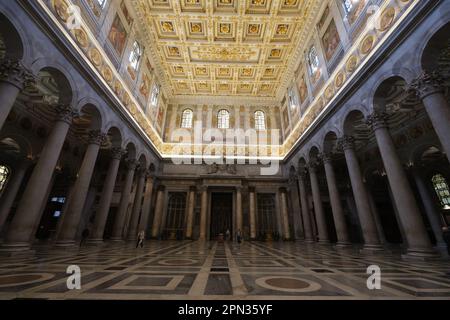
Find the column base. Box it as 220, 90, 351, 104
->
401, 247, 441, 261
109, 237, 125, 242
303, 239, 316, 243
0, 242, 34, 256
335, 241, 353, 249
54, 240, 77, 248
360, 244, 384, 254
317, 239, 330, 245
85, 238, 104, 245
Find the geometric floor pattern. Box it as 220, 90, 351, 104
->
0, 241, 449, 300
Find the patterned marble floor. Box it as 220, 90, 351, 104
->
0, 240, 449, 300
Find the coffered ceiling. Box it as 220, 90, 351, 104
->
131, 0, 321, 100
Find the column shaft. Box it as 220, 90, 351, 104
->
199, 187, 208, 240
185, 187, 196, 239
309, 166, 329, 243
151, 186, 165, 238
298, 175, 314, 242
138, 176, 154, 234
340, 137, 382, 250
1, 106, 76, 250
249, 189, 257, 240
111, 161, 137, 241
56, 131, 105, 246
323, 157, 351, 245
279, 189, 291, 240
236, 187, 243, 233
368, 114, 434, 256
127, 170, 146, 240
89, 149, 123, 243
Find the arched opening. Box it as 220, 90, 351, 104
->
0, 13, 24, 60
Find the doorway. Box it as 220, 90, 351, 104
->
210, 193, 233, 240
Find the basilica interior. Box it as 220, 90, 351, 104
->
0, 0, 449, 300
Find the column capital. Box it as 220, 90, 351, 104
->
236, 185, 243, 193
111, 147, 126, 160
307, 160, 320, 173
126, 159, 138, 171
320, 152, 334, 164
87, 130, 107, 146
55, 105, 78, 124
136, 166, 147, 177
0, 59, 35, 90
200, 185, 208, 193
298, 169, 308, 180
366, 111, 389, 131
189, 186, 197, 192
337, 135, 355, 151
410, 71, 444, 100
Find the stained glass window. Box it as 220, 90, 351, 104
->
0, 165, 10, 193
218, 109, 230, 129
181, 109, 193, 128
432, 174, 450, 210
255, 111, 266, 130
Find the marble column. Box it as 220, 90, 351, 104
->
412, 168, 447, 249
411, 72, 450, 163
138, 174, 155, 234
56, 130, 106, 246
110, 159, 137, 241
0, 158, 32, 232
279, 188, 291, 240
127, 167, 146, 241
89, 148, 125, 244
185, 186, 196, 239
298, 172, 314, 242
0, 59, 34, 130
366, 186, 387, 245
151, 185, 165, 238
339, 136, 382, 251
249, 187, 257, 240
367, 112, 435, 257
308, 162, 329, 244
236, 186, 243, 234
199, 186, 208, 241
322, 153, 351, 246
1, 105, 77, 251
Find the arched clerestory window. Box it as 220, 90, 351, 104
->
129, 41, 142, 72
181, 109, 193, 128
217, 109, 230, 129
255, 110, 266, 130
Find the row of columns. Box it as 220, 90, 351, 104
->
293, 109, 441, 257
148, 184, 291, 241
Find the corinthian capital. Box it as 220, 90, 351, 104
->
337, 136, 355, 151
320, 152, 334, 164
366, 111, 389, 131
0, 59, 35, 89
410, 71, 444, 99
54, 104, 78, 124
88, 130, 107, 146
126, 159, 138, 171
111, 147, 126, 160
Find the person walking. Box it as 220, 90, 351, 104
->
225, 229, 231, 241
236, 229, 242, 245
136, 230, 145, 248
